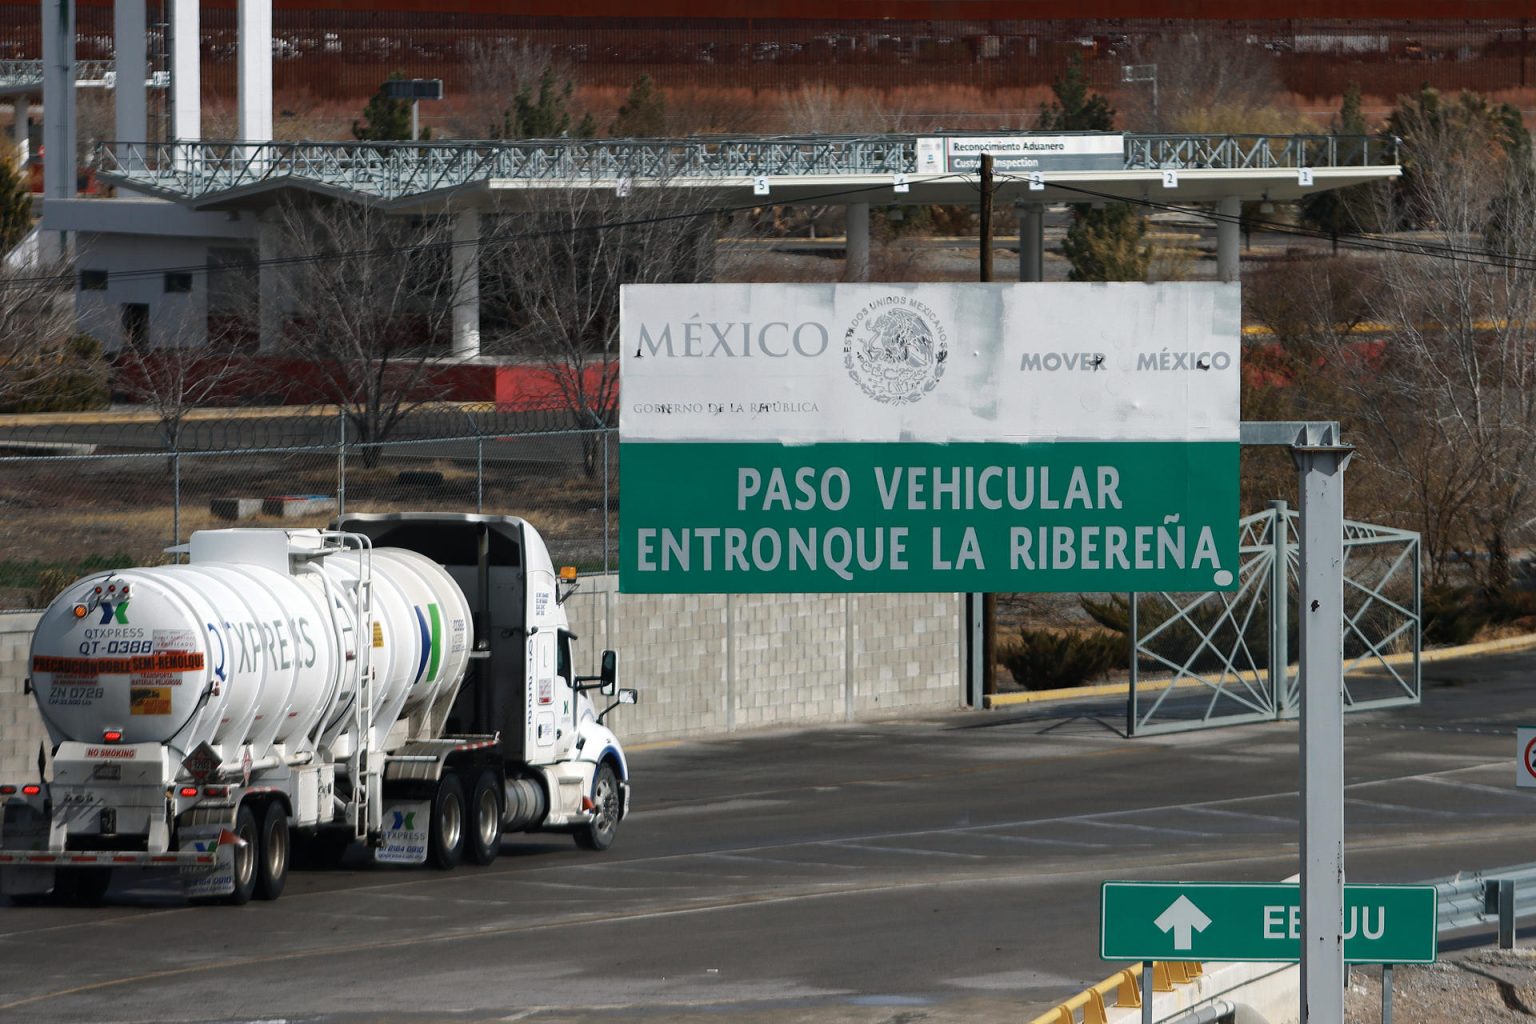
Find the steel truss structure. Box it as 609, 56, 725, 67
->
1128, 501, 1421, 736
91, 132, 1398, 204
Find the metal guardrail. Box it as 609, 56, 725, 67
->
92, 132, 1397, 203
1433, 861, 1536, 934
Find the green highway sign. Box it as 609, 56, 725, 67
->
619, 282, 1241, 595
621, 440, 1237, 593
1101, 881, 1438, 964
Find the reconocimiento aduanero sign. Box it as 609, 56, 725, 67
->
618, 282, 1240, 594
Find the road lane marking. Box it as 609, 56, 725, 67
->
5, 825, 1525, 1015
1344, 797, 1465, 819
826, 841, 989, 860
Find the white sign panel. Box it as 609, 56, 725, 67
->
622, 282, 1240, 445
917, 134, 1125, 174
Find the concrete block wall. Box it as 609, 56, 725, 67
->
563, 576, 961, 744
0, 585, 961, 774
0, 613, 45, 781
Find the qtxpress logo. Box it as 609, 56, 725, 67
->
842, 296, 949, 406
98, 600, 129, 625
390, 810, 418, 831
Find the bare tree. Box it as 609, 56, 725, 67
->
481, 182, 732, 475
778, 83, 903, 135
114, 329, 253, 455
452, 40, 585, 139
0, 260, 99, 411
1124, 33, 1283, 132
1343, 100, 1536, 591
264, 198, 470, 466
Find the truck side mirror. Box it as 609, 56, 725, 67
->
576, 650, 621, 694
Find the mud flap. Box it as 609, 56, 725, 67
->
1, 805, 54, 896
179, 825, 239, 898
376, 801, 430, 865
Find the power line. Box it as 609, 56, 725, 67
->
1002, 174, 1536, 274
6, 169, 1535, 293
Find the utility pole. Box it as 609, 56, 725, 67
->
978, 152, 996, 698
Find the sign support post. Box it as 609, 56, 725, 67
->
1293, 427, 1352, 1024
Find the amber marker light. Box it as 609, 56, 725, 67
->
559, 566, 578, 581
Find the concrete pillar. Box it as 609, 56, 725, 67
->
41, 0, 76, 260
257, 214, 282, 352
843, 202, 869, 282
169, 0, 199, 142
237, 0, 272, 144
12, 94, 29, 165
1216, 195, 1241, 283
451, 210, 481, 359
1017, 201, 1044, 283
113, 0, 146, 156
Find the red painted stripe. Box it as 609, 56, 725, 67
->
70, 0, 1536, 17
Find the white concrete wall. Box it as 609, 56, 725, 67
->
0, 589, 961, 777
561, 576, 961, 743
0, 614, 44, 783
74, 232, 219, 349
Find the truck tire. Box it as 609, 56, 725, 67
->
255, 802, 289, 901
575, 763, 620, 852
466, 770, 502, 866
227, 803, 260, 905
428, 773, 465, 870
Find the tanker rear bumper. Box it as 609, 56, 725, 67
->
0, 850, 217, 867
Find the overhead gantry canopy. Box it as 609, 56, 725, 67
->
93, 132, 1401, 213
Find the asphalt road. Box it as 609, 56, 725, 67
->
2, 647, 1533, 1024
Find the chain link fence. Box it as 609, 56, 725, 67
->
0, 406, 618, 611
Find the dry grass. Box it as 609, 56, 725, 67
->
0, 449, 618, 609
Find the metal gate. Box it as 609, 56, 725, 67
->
1128, 501, 1420, 736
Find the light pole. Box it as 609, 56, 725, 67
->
381, 78, 444, 140
1121, 64, 1158, 123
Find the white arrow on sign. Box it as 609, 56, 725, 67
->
1154, 895, 1213, 951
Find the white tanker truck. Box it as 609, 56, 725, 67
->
0, 513, 638, 904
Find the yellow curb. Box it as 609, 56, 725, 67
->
986, 631, 1536, 708
623, 739, 684, 753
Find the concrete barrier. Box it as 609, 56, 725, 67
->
0, 585, 961, 776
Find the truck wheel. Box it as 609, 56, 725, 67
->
428, 773, 465, 870
255, 802, 289, 901
575, 763, 620, 852
227, 803, 260, 905
466, 770, 502, 866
